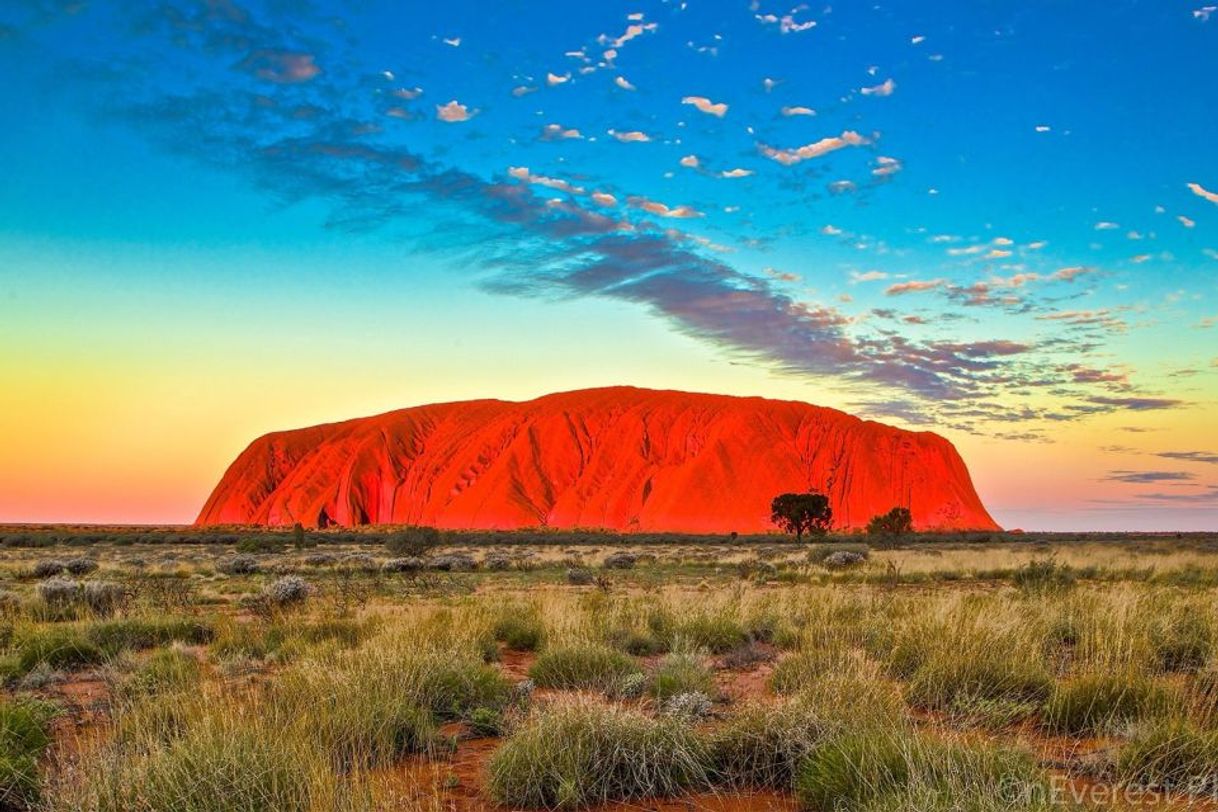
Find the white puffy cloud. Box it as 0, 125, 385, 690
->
436, 100, 475, 122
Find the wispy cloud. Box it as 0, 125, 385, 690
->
1104, 470, 1195, 483
886, 279, 945, 295
1188, 182, 1218, 204
759, 130, 869, 166
682, 95, 728, 117
1157, 451, 1218, 465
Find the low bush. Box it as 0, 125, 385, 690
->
384, 526, 442, 557
263, 576, 311, 608
486, 699, 712, 808
602, 552, 637, 570
1013, 558, 1077, 595
31, 560, 66, 579
528, 644, 642, 692
217, 555, 260, 575
82, 581, 126, 616
36, 578, 80, 609
807, 544, 871, 566
64, 558, 99, 576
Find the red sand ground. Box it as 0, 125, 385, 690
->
197, 387, 998, 533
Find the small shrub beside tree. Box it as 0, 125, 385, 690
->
867, 507, 913, 537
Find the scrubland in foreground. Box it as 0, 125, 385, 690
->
1, 529, 1218, 810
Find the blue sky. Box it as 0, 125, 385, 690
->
1, 0, 1216, 528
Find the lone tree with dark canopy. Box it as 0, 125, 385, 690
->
771, 492, 833, 540
867, 506, 913, 536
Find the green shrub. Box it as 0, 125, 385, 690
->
1012, 558, 1077, 594
651, 652, 715, 701
487, 699, 711, 808
528, 645, 642, 692
385, 526, 442, 557
1043, 671, 1170, 735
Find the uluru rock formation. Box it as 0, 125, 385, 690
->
196, 387, 1000, 532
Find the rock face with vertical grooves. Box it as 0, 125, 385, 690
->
195, 387, 1000, 532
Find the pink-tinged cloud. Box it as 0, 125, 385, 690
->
542, 124, 582, 140
861, 78, 896, 97
1050, 266, 1091, 281
242, 51, 320, 84
1188, 182, 1218, 204
609, 129, 651, 142
781, 105, 815, 116
546, 72, 571, 86
872, 156, 902, 176
885, 279, 944, 295
759, 130, 869, 166
436, 100, 475, 122
614, 76, 636, 91
680, 154, 699, 168
720, 168, 753, 178
508, 166, 584, 195
682, 95, 728, 117
627, 196, 702, 218
591, 192, 617, 207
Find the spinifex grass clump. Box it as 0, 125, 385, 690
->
528, 644, 642, 692
650, 651, 715, 701
795, 730, 1053, 812
1116, 720, 1218, 793
52, 716, 332, 812
709, 698, 831, 789
486, 698, 712, 808
493, 604, 547, 652
0, 696, 58, 809
895, 609, 1053, 711
1043, 670, 1172, 735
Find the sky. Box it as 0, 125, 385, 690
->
0, 0, 1216, 531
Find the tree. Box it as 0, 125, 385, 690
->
770, 492, 833, 540
866, 507, 913, 537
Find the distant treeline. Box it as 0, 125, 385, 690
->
0, 525, 1208, 549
